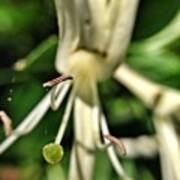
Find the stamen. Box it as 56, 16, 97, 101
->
0, 76, 72, 154
0, 111, 12, 136
104, 134, 126, 155
43, 75, 73, 88
92, 105, 127, 154
101, 114, 131, 180
92, 104, 107, 149
54, 88, 75, 144
0, 91, 51, 154
91, 81, 108, 149
92, 105, 126, 153
51, 81, 72, 111
91, 83, 126, 155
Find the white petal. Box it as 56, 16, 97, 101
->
107, 0, 139, 66
69, 97, 95, 180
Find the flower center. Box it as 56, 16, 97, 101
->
68, 50, 110, 82
67, 50, 110, 103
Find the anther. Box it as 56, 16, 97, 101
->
43, 75, 73, 88
104, 134, 126, 155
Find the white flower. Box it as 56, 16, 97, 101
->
0, 1, 140, 180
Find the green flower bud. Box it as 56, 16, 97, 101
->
42, 143, 64, 165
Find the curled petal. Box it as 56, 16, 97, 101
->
0, 111, 13, 136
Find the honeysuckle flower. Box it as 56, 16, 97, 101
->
0, 0, 139, 180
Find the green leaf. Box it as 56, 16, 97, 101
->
133, 0, 179, 40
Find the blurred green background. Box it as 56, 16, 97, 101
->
0, 0, 179, 179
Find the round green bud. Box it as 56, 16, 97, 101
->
42, 143, 64, 165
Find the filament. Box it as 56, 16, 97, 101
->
101, 114, 131, 180
51, 81, 72, 111
55, 88, 76, 144
0, 91, 51, 154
